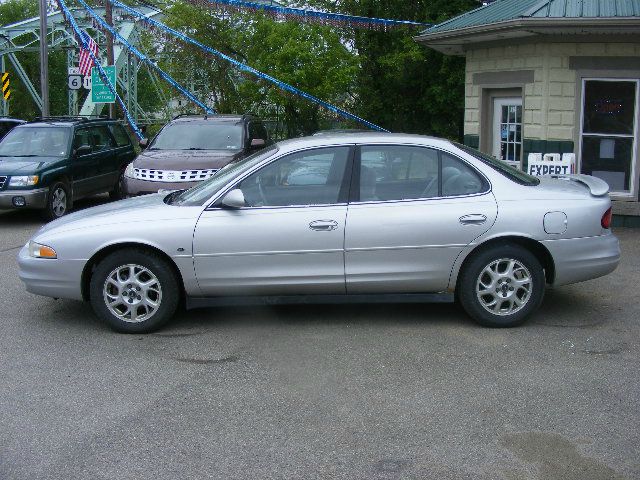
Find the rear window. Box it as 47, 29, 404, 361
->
109, 123, 132, 147
455, 143, 540, 186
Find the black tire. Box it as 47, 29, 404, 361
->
89, 248, 180, 333
42, 181, 71, 221
457, 244, 545, 328
109, 169, 125, 201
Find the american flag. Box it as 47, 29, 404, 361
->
78, 31, 98, 76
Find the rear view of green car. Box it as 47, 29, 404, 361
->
0, 117, 135, 220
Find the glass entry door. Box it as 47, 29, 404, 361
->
580, 79, 638, 196
492, 97, 523, 168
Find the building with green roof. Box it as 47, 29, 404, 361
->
416, 0, 640, 223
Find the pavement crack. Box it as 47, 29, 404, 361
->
172, 355, 239, 365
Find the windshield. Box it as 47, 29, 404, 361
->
0, 127, 70, 158
169, 145, 279, 206
454, 142, 540, 186
150, 122, 244, 151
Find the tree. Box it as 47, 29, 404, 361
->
302, 0, 480, 139
162, 2, 359, 136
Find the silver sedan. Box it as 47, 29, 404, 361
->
18, 133, 620, 333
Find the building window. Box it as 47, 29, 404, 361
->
580, 79, 638, 195
492, 97, 523, 168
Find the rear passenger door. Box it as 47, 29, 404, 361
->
109, 123, 135, 171
344, 145, 498, 294
71, 127, 98, 199
88, 125, 119, 193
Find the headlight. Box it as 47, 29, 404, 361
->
28, 241, 57, 259
9, 175, 39, 187
124, 163, 135, 178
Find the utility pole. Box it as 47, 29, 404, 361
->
38, 0, 50, 116
105, 0, 115, 119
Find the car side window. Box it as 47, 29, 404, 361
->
90, 126, 115, 152
73, 128, 92, 153
359, 145, 439, 201
108, 124, 132, 147
248, 122, 268, 142
237, 147, 350, 207
441, 153, 486, 197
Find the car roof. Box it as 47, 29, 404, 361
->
276, 132, 455, 152
0, 117, 25, 124
171, 114, 258, 124
23, 117, 117, 127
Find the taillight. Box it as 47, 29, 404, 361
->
601, 207, 612, 229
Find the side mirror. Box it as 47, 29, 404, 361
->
139, 138, 149, 149
220, 189, 245, 209
250, 138, 266, 149
74, 145, 92, 157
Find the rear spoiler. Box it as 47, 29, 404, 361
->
550, 174, 610, 197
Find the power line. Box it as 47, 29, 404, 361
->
192, 0, 431, 30
110, 0, 388, 132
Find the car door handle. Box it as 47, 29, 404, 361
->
459, 214, 487, 225
309, 220, 338, 231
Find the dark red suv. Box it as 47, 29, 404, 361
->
123, 114, 272, 196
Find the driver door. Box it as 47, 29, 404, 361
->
192, 146, 353, 296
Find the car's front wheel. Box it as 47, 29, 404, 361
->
89, 249, 180, 333
458, 245, 545, 327
42, 181, 70, 221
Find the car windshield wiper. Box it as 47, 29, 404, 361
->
185, 147, 205, 151
2, 154, 40, 157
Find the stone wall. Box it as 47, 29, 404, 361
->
464, 42, 640, 143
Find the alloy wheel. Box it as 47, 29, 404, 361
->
476, 258, 532, 316
103, 264, 163, 323
51, 187, 67, 217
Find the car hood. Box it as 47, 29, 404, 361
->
35, 193, 199, 238
134, 149, 242, 170
0, 157, 62, 175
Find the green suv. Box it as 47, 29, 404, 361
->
0, 117, 136, 220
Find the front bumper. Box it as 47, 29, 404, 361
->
0, 188, 48, 210
17, 245, 85, 301
123, 177, 200, 196
542, 233, 621, 286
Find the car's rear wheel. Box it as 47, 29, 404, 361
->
109, 169, 125, 201
458, 245, 545, 327
89, 249, 179, 333
42, 181, 70, 221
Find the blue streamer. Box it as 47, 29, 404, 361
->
76, 0, 215, 115
111, 0, 389, 132
203, 0, 430, 29
55, 0, 144, 139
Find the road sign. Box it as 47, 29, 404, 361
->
68, 67, 80, 75
68, 75, 82, 90
2, 72, 10, 101
83, 75, 92, 90
91, 66, 116, 103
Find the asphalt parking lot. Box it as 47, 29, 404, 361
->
1, 197, 638, 480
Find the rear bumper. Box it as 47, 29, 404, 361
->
0, 188, 48, 209
17, 245, 85, 301
542, 233, 620, 286
123, 177, 200, 196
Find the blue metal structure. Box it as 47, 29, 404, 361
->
111, 0, 389, 132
